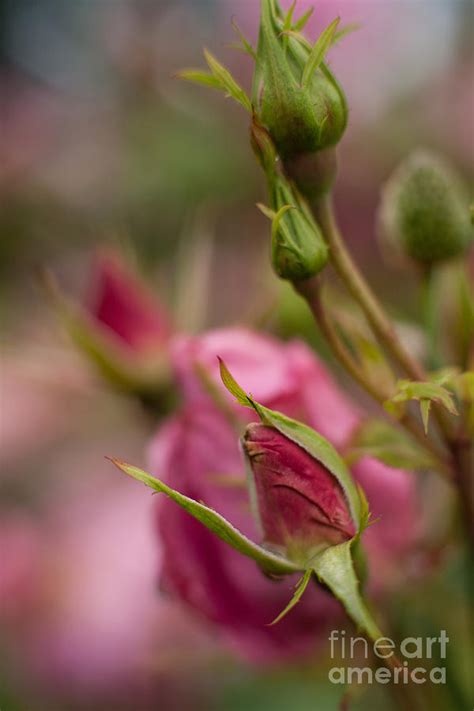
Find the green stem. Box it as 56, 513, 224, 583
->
451, 434, 474, 548
308, 194, 474, 548
312, 195, 427, 382
456, 261, 474, 369
311, 195, 456, 444
421, 265, 442, 370
294, 278, 451, 477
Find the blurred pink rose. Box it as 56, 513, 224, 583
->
87, 250, 172, 357
0, 352, 90, 467
149, 328, 420, 661
0, 513, 43, 625
0, 475, 211, 703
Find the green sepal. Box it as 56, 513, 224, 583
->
111, 459, 299, 576
310, 540, 382, 642
219, 360, 366, 534
177, 70, 222, 90
230, 19, 257, 60
293, 6, 314, 32
269, 568, 313, 625
256, 0, 321, 157
332, 23, 360, 46
179, 51, 252, 113
302, 17, 340, 88
203, 49, 252, 113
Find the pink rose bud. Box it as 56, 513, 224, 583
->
242, 423, 355, 557
89, 250, 172, 356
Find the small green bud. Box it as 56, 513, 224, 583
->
259, 173, 328, 282
254, 0, 347, 164
380, 150, 473, 265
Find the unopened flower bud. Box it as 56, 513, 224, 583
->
260, 173, 328, 281
254, 0, 347, 195
89, 251, 172, 354
379, 150, 473, 265
48, 250, 174, 411
242, 423, 355, 560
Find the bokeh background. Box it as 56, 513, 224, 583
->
1, 1, 473, 710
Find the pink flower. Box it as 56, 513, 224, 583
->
149, 328, 420, 661
171, 328, 360, 447
0, 476, 211, 702
87, 250, 172, 357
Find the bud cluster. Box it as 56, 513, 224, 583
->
255, 1, 347, 158
254, 0, 347, 199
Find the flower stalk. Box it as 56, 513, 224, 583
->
294, 277, 451, 476
305, 194, 474, 548
310, 196, 458, 435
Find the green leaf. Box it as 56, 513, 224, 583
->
389, 379, 459, 415
111, 459, 299, 575
177, 70, 222, 89
328, 297, 396, 395
219, 361, 365, 533
429, 366, 461, 387
269, 568, 313, 625
311, 541, 382, 641
420, 399, 431, 434
302, 17, 340, 88
204, 49, 252, 112
349, 419, 438, 471
387, 378, 459, 434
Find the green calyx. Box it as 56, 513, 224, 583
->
380, 150, 473, 265
254, 0, 347, 160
